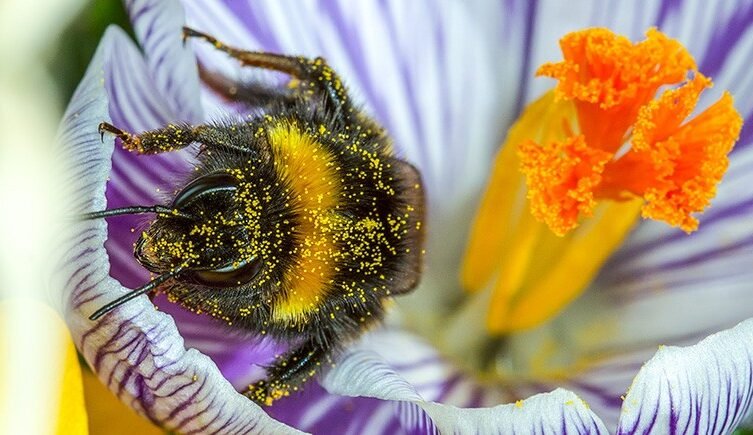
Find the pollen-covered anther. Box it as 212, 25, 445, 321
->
539, 28, 695, 107
603, 74, 743, 232
519, 135, 611, 236
537, 27, 697, 152
520, 27, 742, 235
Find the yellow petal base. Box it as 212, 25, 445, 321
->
0, 301, 87, 435
81, 367, 164, 435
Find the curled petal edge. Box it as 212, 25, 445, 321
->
617, 317, 753, 435
322, 348, 609, 434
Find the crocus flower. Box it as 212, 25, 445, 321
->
60, 0, 753, 433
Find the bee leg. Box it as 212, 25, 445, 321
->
183, 27, 354, 122
198, 63, 296, 108
98, 122, 199, 154
245, 340, 329, 406
98, 122, 255, 155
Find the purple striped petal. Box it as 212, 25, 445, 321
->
616, 318, 753, 434
266, 330, 475, 434
266, 329, 608, 433
59, 26, 299, 434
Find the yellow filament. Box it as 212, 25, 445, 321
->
462, 91, 643, 334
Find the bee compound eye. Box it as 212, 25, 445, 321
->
183, 256, 263, 288
172, 173, 239, 210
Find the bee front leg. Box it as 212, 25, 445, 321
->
98, 122, 199, 154
198, 64, 296, 108
98, 122, 255, 155
246, 340, 330, 406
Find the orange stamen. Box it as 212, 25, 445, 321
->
520, 27, 742, 235
519, 135, 611, 236
635, 87, 741, 231
538, 28, 696, 153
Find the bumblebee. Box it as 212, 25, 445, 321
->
84, 27, 425, 405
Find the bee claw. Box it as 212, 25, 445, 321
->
182, 26, 203, 44
182, 26, 219, 47
97, 122, 108, 143
99, 122, 125, 137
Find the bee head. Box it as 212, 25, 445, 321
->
135, 171, 275, 288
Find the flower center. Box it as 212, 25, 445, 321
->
461, 27, 742, 340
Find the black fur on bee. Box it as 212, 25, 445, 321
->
84, 27, 425, 406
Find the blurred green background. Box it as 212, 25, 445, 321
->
48, 1, 132, 108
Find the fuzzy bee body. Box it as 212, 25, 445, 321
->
89, 28, 424, 405
156, 103, 424, 348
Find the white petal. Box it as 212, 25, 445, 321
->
616, 318, 753, 434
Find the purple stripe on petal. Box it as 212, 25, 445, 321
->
740, 112, 753, 150
566, 381, 623, 411
126, 0, 203, 123
609, 194, 753, 268
655, 0, 682, 26
605, 232, 753, 291
697, 2, 753, 79
267, 384, 399, 434
222, 0, 283, 53
511, 0, 539, 116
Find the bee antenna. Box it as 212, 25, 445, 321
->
79, 205, 194, 220
89, 267, 184, 321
